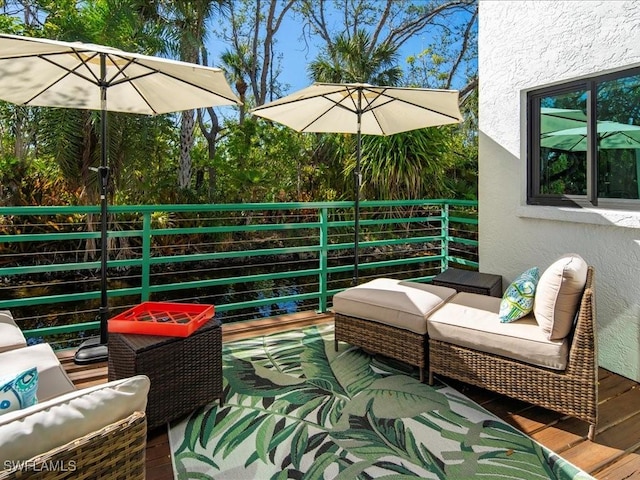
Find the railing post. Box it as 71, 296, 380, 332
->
141, 211, 152, 301
318, 207, 329, 313
441, 202, 449, 273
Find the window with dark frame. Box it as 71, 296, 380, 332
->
527, 67, 640, 209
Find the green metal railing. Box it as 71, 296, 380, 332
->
0, 199, 478, 347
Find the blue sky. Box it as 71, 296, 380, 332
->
269, 16, 433, 93
206, 5, 471, 97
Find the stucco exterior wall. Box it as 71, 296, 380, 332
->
478, 1, 640, 381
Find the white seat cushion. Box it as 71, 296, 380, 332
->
0, 310, 27, 353
333, 278, 456, 334
0, 375, 150, 463
427, 292, 569, 370
0, 343, 76, 402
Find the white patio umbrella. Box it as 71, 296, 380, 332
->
541, 121, 640, 151
251, 82, 462, 284
0, 33, 241, 364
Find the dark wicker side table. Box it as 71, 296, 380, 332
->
432, 268, 503, 297
108, 318, 223, 431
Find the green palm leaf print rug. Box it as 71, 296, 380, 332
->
169, 323, 593, 479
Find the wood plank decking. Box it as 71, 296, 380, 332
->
60, 312, 640, 480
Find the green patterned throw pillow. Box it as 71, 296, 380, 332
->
0, 367, 38, 416
499, 267, 539, 322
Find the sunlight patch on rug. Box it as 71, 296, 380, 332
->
169, 324, 593, 479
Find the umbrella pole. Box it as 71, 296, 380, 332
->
75, 55, 109, 364
98, 104, 109, 345
353, 90, 362, 286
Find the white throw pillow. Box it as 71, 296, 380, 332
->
533, 254, 588, 340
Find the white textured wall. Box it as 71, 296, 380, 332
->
479, 1, 640, 381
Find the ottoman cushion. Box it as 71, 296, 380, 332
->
333, 278, 456, 334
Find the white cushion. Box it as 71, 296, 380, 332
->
333, 278, 456, 334
0, 375, 150, 463
0, 344, 75, 402
533, 254, 588, 340
0, 310, 27, 353
427, 292, 569, 370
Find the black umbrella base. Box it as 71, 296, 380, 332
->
74, 337, 108, 365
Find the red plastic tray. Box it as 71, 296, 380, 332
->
108, 302, 215, 337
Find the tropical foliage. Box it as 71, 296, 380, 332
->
171, 325, 592, 479
0, 0, 479, 208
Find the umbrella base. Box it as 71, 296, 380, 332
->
74, 337, 108, 365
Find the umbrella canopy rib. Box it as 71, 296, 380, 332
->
20, 53, 240, 114
0, 33, 240, 115
298, 93, 366, 132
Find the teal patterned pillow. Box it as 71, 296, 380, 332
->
499, 267, 539, 323
0, 367, 38, 415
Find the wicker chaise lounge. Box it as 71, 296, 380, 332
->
334, 255, 598, 441
428, 265, 597, 441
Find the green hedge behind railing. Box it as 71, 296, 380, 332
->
0, 199, 478, 347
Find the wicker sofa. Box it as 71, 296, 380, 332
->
428, 264, 597, 441
0, 311, 150, 479
334, 255, 598, 441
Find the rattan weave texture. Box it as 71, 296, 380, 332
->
1, 411, 146, 480
429, 266, 598, 440
108, 318, 223, 431
335, 313, 428, 382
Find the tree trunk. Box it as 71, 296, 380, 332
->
179, 110, 195, 189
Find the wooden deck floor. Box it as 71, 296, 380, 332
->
60, 312, 640, 480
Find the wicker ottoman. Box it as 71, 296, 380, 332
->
108, 318, 223, 431
333, 278, 456, 381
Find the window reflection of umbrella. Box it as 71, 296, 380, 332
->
540, 107, 587, 135
250, 82, 462, 284
0, 34, 241, 364
541, 121, 640, 151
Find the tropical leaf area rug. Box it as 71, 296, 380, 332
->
169, 324, 593, 480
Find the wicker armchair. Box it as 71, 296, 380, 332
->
428, 266, 598, 441
1, 411, 147, 480
0, 311, 149, 479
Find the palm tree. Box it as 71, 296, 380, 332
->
307, 28, 462, 202
221, 47, 250, 124
308, 29, 402, 85
307, 29, 404, 202
162, 0, 228, 190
